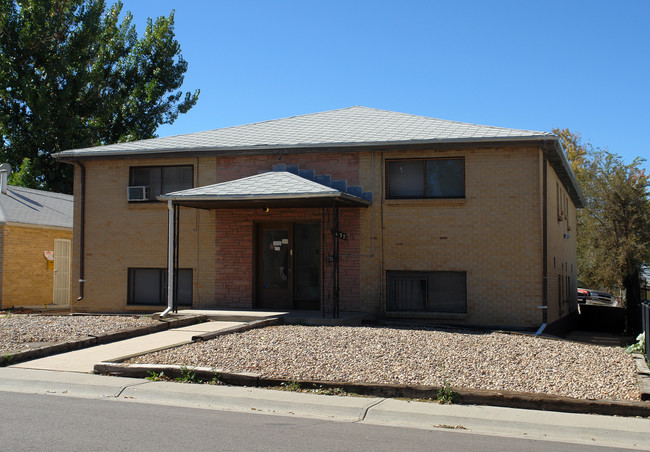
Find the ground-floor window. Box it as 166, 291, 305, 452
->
127, 268, 193, 306
386, 271, 467, 313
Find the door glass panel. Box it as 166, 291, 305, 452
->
263, 230, 289, 289
294, 224, 320, 300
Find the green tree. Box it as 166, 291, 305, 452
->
7, 157, 39, 188
0, 0, 199, 193
555, 128, 650, 333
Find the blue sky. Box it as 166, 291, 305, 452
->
119, 0, 649, 169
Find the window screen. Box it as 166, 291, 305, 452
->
387, 271, 467, 313
128, 268, 193, 306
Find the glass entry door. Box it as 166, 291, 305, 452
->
255, 222, 320, 310
256, 223, 291, 309
293, 223, 320, 310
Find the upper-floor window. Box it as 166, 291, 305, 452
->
128, 165, 193, 201
556, 181, 570, 230
386, 158, 464, 199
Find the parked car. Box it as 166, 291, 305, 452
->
577, 282, 619, 308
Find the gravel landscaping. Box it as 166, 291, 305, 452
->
127, 325, 640, 401
0, 314, 159, 354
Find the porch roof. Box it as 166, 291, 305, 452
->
157, 171, 371, 209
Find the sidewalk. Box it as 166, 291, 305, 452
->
12, 321, 245, 373
0, 366, 649, 450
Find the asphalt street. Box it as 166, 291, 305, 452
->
0, 391, 634, 452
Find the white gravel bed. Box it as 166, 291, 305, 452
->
128, 325, 640, 401
0, 314, 158, 354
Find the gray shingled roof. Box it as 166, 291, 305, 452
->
0, 186, 73, 228
53, 105, 584, 208
55, 106, 554, 158
158, 171, 369, 208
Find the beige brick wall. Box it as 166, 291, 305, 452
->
71, 157, 218, 312
0, 224, 72, 308
545, 157, 578, 324
70, 153, 360, 312
359, 145, 547, 328
70, 145, 578, 328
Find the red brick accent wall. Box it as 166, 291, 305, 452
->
214, 207, 360, 310
216, 153, 359, 185
211, 152, 363, 310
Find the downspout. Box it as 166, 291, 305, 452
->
77, 161, 86, 301
541, 149, 548, 326
160, 200, 175, 318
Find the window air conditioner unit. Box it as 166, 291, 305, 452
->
127, 186, 149, 201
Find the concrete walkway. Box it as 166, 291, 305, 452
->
13, 321, 244, 373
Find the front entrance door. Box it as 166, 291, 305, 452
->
256, 222, 320, 310
256, 223, 292, 309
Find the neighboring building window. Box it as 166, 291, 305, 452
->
386, 271, 467, 313
386, 158, 464, 199
127, 268, 193, 306
129, 165, 193, 201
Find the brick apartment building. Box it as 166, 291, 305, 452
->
0, 170, 73, 309
54, 106, 584, 330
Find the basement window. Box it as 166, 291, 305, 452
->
386, 158, 464, 199
386, 271, 467, 313
127, 268, 193, 306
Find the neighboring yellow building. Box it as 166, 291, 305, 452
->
54, 107, 584, 331
0, 179, 74, 309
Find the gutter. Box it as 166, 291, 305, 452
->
53, 135, 556, 160
54, 136, 584, 209
157, 191, 371, 205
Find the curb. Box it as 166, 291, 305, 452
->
93, 361, 650, 418
0, 314, 207, 367
632, 353, 650, 401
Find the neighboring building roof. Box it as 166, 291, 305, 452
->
158, 171, 370, 209
0, 185, 73, 228
53, 105, 584, 207
55, 106, 554, 158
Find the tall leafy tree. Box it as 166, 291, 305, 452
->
0, 0, 199, 193
555, 128, 650, 333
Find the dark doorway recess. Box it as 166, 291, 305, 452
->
256, 222, 320, 310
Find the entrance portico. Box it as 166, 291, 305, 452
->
157, 171, 370, 317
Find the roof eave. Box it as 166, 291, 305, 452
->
157, 191, 370, 209
545, 138, 586, 208
53, 135, 554, 161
